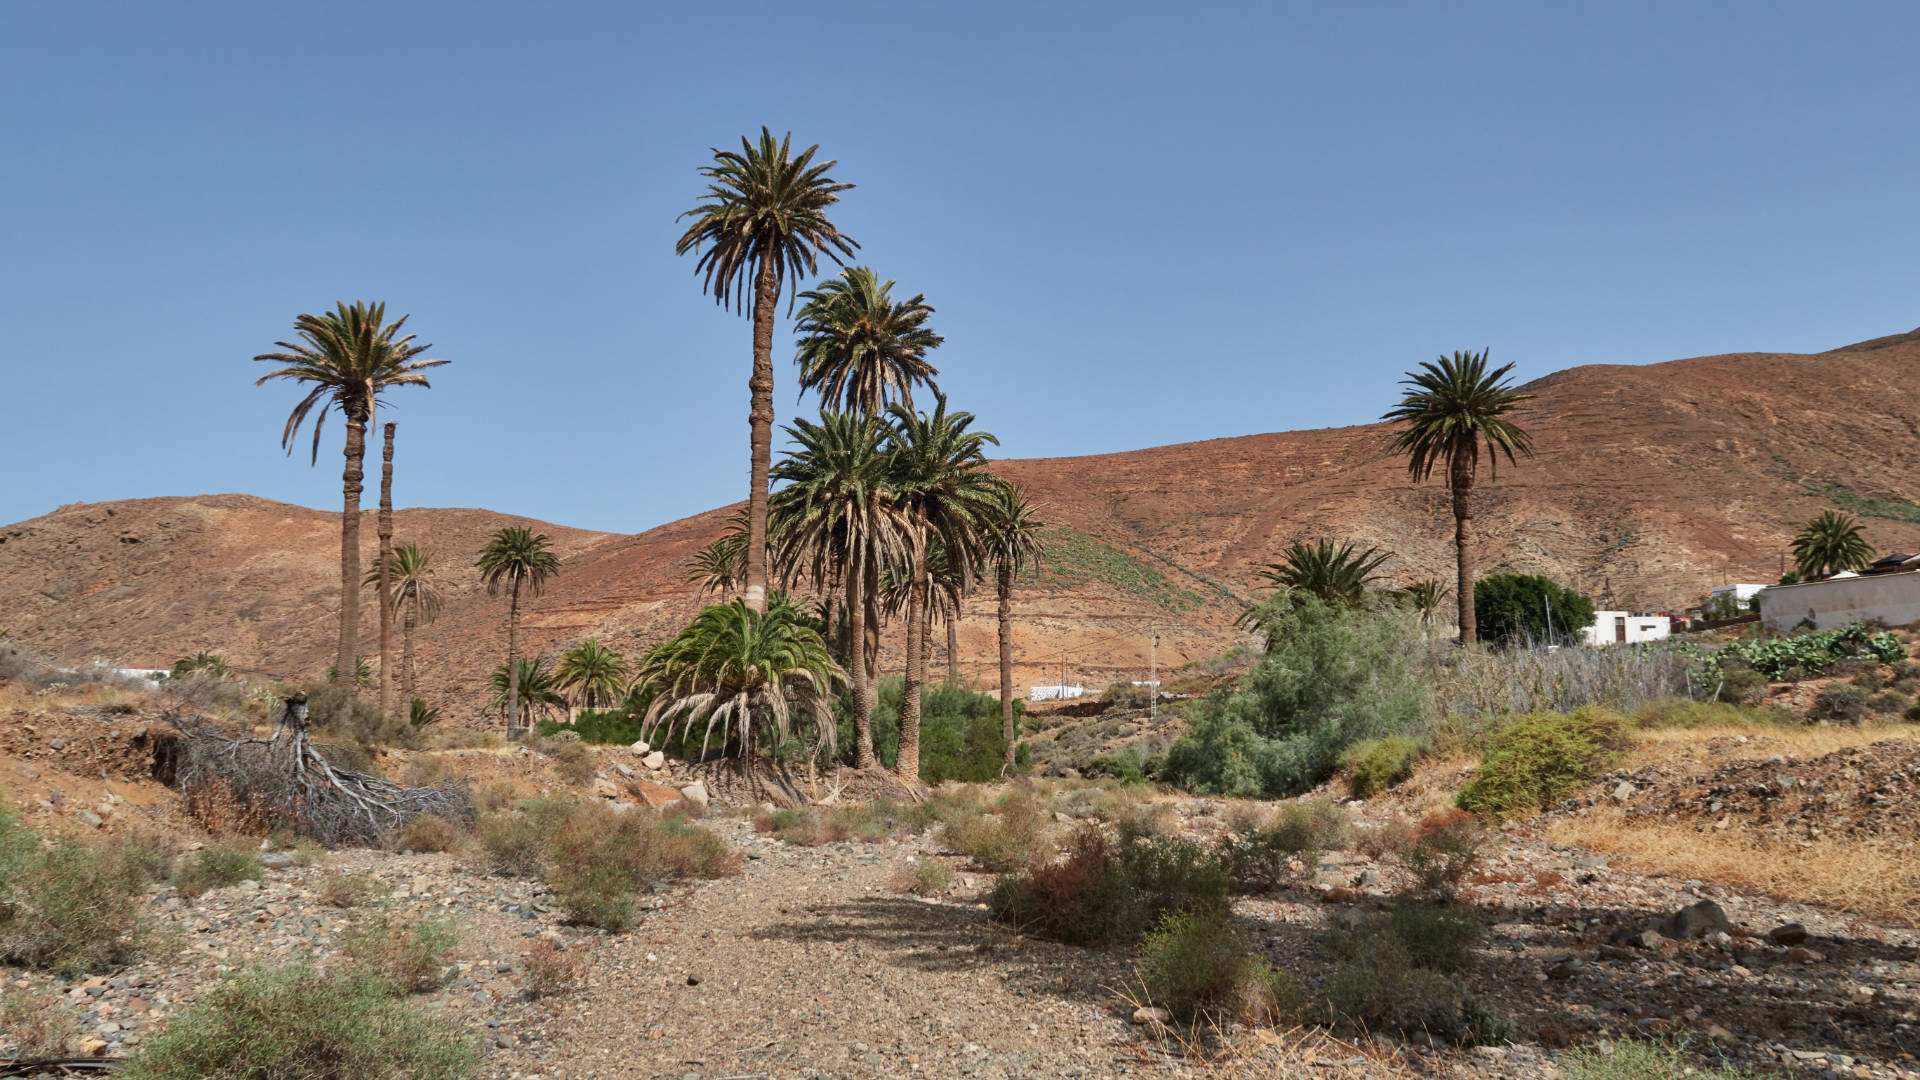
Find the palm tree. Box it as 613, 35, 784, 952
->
769, 411, 907, 768
979, 482, 1047, 766
677, 128, 858, 615
793, 267, 944, 414
1792, 511, 1874, 578
884, 394, 999, 783
1398, 578, 1451, 631
365, 542, 443, 705
255, 302, 447, 688
376, 423, 396, 716
1382, 349, 1534, 645
1250, 539, 1393, 609
878, 542, 965, 686
686, 507, 752, 597
554, 639, 631, 711
476, 527, 562, 737
630, 598, 843, 763
487, 657, 567, 728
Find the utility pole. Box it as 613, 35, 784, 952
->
1149, 630, 1159, 724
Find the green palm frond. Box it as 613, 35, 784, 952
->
980, 480, 1047, 583
769, 411, 909, 600
884, 392, 1000, 590
487, 657, 566, 720
1381, 349, 1534, 483
477, 527, 561, 598
1792, 511, 1874, 578
1396, 578, 1451, 625
793, 267, 943, 414
365, 542, 445, 623
553, 638, 632, 710
1246, 538, 1394, 617
254, 300, 449, 464
687, 506, 752, 597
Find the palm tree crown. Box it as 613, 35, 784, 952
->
487, 658, 567, 723
365, 543, 445, 623
1792, 511, 1874, 578
1252, 539, 1393, 609
554, 639, 632, 711
477, 527, 561, 599
769, 412, 908, 593
1398, 578, 1451, 627
254, 301, 447, 464
793, 267, 943, 414
885, 393, 1000, 588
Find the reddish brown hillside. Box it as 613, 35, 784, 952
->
7, 330, 1920, 722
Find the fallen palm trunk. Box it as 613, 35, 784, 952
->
168, 692, 472, 847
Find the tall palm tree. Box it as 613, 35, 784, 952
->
979, 482, 1046, 766
677, 128, 858, 616
477, 527, 562, 737
1250, 538, 1393, 609
376, 422, 396, 716
554, 638, 631, 711
364, 542, 443, 705
884, 394, 999, 783
1382, 349, 1534, 645
631, 598, 843, 763
793, 267, 944, 414
1792, 511, 1874, 578
879, 542, 965, 685
769, 411, 907, 769
255, 301, 447, 687
487, 657, 567, 728
1399, 578, 1450, 631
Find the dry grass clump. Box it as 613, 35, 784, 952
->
1135, 909, 1301, 1025
989, 827, 1233, 946
173, 846, 264, 899
889, 859, 956, 897
2, 990, 78, 1057
318, 871, 389, 908
519, 939, 585, 999
475, 780, 520, 812
1220, 798, 1347, 892
389, 813, 465, 854
1357, 810, 1485, 895
543, 740, 596, 787
0, 808, 153, 975
345, 910, 458, 993
755, 801, 913, 846
941, 789, 1055, 872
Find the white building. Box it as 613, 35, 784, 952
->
1028, 684, 1086, 703
1582, 611, 1672, 646
1757, 567, 1920, 631
1711, 583, 1770, 606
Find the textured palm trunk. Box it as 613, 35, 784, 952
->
743, 250, 778, 614
945, 611, 959, 686
847, 568, 876, 768
402, 590, 418, 705
998, 561, 1016, 766
896, 559, 928, 783
336, 410, 367, 689
377, 422, 395, 717
862, 564, 880, 728
1451, 452, 1476, 646
506, 579, 523, 737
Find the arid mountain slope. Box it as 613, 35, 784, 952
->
6, 330, 1920, 718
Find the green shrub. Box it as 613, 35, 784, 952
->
1342, 735, 1423, 798
941, 793, 1052, 872
1562, 1037, 1764, 1080
1455, 706, 1631, 818
0, 818, 147, 975
988, 827, 1232, 946
832, 679, 1020, 780
1220, 799, 1345, 892
1814, 682, 1870, 722
1370, 899, 1482, 973
1317, 918, 1507, 1045
1139, 909, 1298, 1024
538, 706, 645, 745
345, 911, 457, 993
173, 847, 264, 899
120, 966, 476, 1080
1473, 574, 1596, 648
1090, 748, 1149, 785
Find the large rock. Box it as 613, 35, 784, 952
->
642, 751, 666, 771
680, 781, 710, 809
629, 740, 650, 755
635, 781, 684, 809
1767, 922, 1808, 946
1660, 900, 1732, 940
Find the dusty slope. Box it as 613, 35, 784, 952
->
7, 329, 1920, 718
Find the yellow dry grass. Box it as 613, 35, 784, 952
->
1629, 721, 1920, 763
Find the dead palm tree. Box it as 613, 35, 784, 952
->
979, 481, 1046, 765
677, 128, 858, 615
255, 302, 447, 688
793, 267, 943, 414
364, 542, 443, 705
1382, 349, 1533, 645
476, 527, 561, 737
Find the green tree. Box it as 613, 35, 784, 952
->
170, 651, 231, 680
978, 481, 1047, 766
476, 527, 561, 737
1249, 538, 1392, 611
768, 411, 907, 768
793, 267, 943, 414
884, 394, 1000, 783
255, 301, 448, 688
1791, 510, 1874, 578
1397, 578, 1450, 631
486, 657, 567, 727
686, 507, 751, 597
1382, 349, 1534, 645
553, 639, 631, 711
677, 129, 858, 616
630, 597, 843, 763
364, 542, 443, 705
1472, 573, 1596, 647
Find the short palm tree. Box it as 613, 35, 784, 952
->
1250, 539, 1393, 610
364, 542, 443, 705
1792, 511, 1874, 578
769, 410, 908, 768
1398, 578, 1451, 631
554, 638, 631, 711
487, 657, 567, 727
677, 128, 858, 616
884, 394, 999, 783
170, 651, 231, 680
686, 506, 752, 597
255, 301, 448, 688
979, 482, 1046, 765
630, 598, 843, 763
477, 527, 562, 737
793, 267, 944, 414
1382, 349, 1534, 645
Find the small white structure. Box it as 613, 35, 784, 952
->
1028, 684, 1086, 703
1711, 584, 1770, 606
1582, 611, 1672, 646
1758, 569, 1920, 631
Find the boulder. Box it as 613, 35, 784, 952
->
635, 781, 685, 809
680, 781, 710, 809
643, 751, 666, 771
1610, 781, 1637, 801
1131, 1006, 1170, 1025
629, 740, 651, 755
1767, 922, 1808, 946
1659, 900, 1731, 941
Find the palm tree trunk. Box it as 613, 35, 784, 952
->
336, 410, 367, 690
377, 422, 395, 717
506, 578, 523, 737
847, 568, 876, 768
998, 561, 1015, 767
402, 590, 418, 705
896, 556, 928, 783
862, 563, 880, 736
1451, 453, 1476, 646
743, 248, 778, 614
945, 611, 959, 686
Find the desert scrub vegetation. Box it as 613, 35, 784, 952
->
1136, 909, 1300, 1025
1218, 798, 1347, 892
120, 965, 477, 1080
1685, 621, 1905, 681
1315, 898, 1507, 1045
519, 939, 585, 999
988, 827, 1232, 946
1560, 1037, 1763, 1080
890, 858, 956, 896
1341, 735, 1423, 798
389, 812, 466, 853
345, 910, 458, 992
1427, 642, 1690, 739
0, 801, 152, 975
1454, 706, 1632, 818
940, 787, 1055, 871
825, 679, 1025, 781
318, 870, 388, 908
755, 799, 931, 846
172, 846, 264, 899
2, 989, 79, 1057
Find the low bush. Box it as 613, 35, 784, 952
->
519, 940, 584, 999
304, 683, 419, 750
1632, 700, 1789, 728
1220, 798, 1346, 892
1717, 665, 1772, 704
1342, 735, 1423, 799
831, 679, 1021, 780
345, 911, 457, 993
941, 793, 1053, 872
761, 801, 920, 846
119, 966, 477, 1080
318, 872, 387, 908
1400, 810, 1485, 895
890, 859, 956, 896
989, 827, 1232, 946
1317, 903, 1505, 1044
1138, 909, 1299, 1024
173, 847, 264, 899
1455, 706, 1632, 818
1561, 1037, 1763, 1080
1089, 748, 1150, 785
390, 814, 465, 854
1814, 683, 1870, 723
2, 990, 78, 1057
544, 740, 597, 786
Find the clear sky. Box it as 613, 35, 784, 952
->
6, 2, 1919, 533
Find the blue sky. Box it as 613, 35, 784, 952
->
6, 2, 1920, 533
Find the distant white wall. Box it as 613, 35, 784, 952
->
1712, 584, 1769, 604
1758, 571, 1920, 631
1582, 611, 1672, 646
1029, 684, 1086, 702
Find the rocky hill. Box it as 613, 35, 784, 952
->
6, 329, 1920, 719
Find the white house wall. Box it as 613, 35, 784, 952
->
1759, 572, 1920, 631
1582, 612, 1673, 646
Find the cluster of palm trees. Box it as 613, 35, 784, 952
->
1242, 538, 1450, 633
